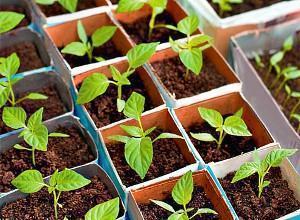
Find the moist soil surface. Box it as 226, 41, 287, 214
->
0, 42, 45, 74
139, 186, 219, 220
187, 118, 257, 163
0, 176, 118, 220
152, 56, 228, 99
61, 40, 123, 68
0, 85, 66, 134
208, 0, 283, 18
107, 128, 188, 187
250, 33, 300, 135
37, 0, 105, 17
120, 11, 185, 44
81, 72, 156, 128
0, 126, 95, 193
220, 167, 300, 220
0, 5, 30, 32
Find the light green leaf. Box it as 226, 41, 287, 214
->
0, 53, 20, 78
85, 198, 120, 220
168, 213, 189, 220
23, 124, 49, 151
262, 180, 270, 188
189, 34, 213, 47
177, 15, 199, 35
231, 162, 259, 183
61, 42, 87, 56
0, 12, 25, 34
27, 107, 44, 130
92, 26, 117, 47
12, 170, 45, 193
50, 170, 59, 187
49, 133, 70, 137
148, 0, 167, 8
117, 0, 145, 13
172, 171, 193, 206
234, 108, 243, 118
94, 56, 105, 62
283, 35, 293, 52
223, 116, 252, 137
190, 132, 217, 142
123, 92, 145, 120
291, 114, 300, 122
13, 144, 31, 151
144, 127, 156, 136
286, 70, 300, 80
108, 135, 130, 144
264, 149, 298, 168
120, 125, 143, 137
0, 85, 9, 107
58, 0, 78, 13
35, 0, 56, 4
117, 98, 126, 112
270, 51, 284, 66
195, 208, 218, 216
2, 107, 26, 129
150, 199, 175, 213
179, 48, 202, 75
153, 133, 183, 142
110, 65, 122, 81
77, 20, 87, 43
198, 107, 223, 128
25, 93, 48, 101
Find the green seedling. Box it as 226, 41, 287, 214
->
253, 52, 265, 68
12, 168, 91, 220
85, 198, 120, 220
283, 85, 292, 107
0, 53, 48, 108
290, 92, 300, 118
0, 11, 25, 34
77, 42, 158, 112
274, 67, 300, 96
190, 107, 252, 150
61, 20, 117, 63
2, 107, 69, 166
291, 114, 300, 133
35, 0, 78, 13
151, 171, 218, 219
117, 0, 167, 39
108, 92, 183, 179
232, 148, 297, 198
212, 0, 243, 17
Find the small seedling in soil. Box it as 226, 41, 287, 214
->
212, 0, 243, 17
151, 171, 218, 219
2, 107, 69, 166
232, 148, 297, 198
290, 93, 300, 119
77, 42, 158, 112
273, 66, 300, 96
190, 107, 252, 150
0, 53, 48, 108
85, 197, 120, 220
35, 0, 78, 13
253, 52, 265, 68
12, 168, 91, 220
0, 11, 25, 34
108, 92, 183, 179
291, 114, 300, 133
117, 0, 168, 39
61, 20, 117, 63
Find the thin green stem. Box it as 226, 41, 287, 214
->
275, 79, 287, 97
184, 68, 190, 80
8, 80, 16, 106
217, 129, 226, 150
53, 190, 59, 220
87, 47, 93, 63
32, 148, 36, 166
270, 74, 281, 89
283, 95, 291, 107
117, 85, 122, 100
258, 166, 271, 198
148, 11, 157, 40
290, 100, 300, 118
297, 123, 300, 133
264, 65, 272, 82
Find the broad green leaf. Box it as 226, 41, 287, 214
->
125, 137, 153, 179
120, 125, 143, 137
153, 133, 183, 142
25, 93, 48, 101
92, 26, 117, 47
179, 48, 202, 75
189, 35, 213, 47
58, 0, 78, 13
13, 144, 31, 151
223, 116, 252, 136
23, 124, 49, 151
2, 107, 26, 129
0, 53, 20, 78
190, 132, 216, 142
283, 35, 293, 52
123, 92, 145, 120
194, 208, 218, 216
286, 70, 300, 80
35, 0, 56, 4
144, 127, 156, 136
234, 108, 243, 118
27, 107, 44, 130
117, 0, 145, 13
150, 199, 175, 213
172, 171, 193, 206
177, 15, 199, 35
117, 98, 126, 112
0, 85, 9, 107
77, 21, 87, 43
270, 51, 284, 66
55, 168, 91, 191
49, 133, 70, 137
198, 107, 223, 128
0, 12, 25, 34
127, 42, 159, 69
12, 170, 45, 193
108, 135, 130, 143
264, 149, 298, 167
61, 42, 87, 56
85, 198, 120, 220
231, 162, 259, 183
77, 73, 110, 104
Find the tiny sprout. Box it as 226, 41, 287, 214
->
35, 0, 78, 13
274, 67, 300, 96
0, 11, 25, 34
253, 52, 264, 68
85, 198, 120, 220
12, 168, 91, 220
190, 107, 252, 150
151, 171, 218, 219
108, 92, 183, 179
290, 92, 300, 119
291, 114, 300, 133
232, 148, 297, 198
212, 0, 243, 17
61, 21, 117, 63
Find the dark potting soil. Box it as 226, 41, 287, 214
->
0, 5, 30, 32
220, 167, 300, 220
0, 42, 45, 74
187, 120, 257, 163
37, 0, 104, 17
207, 0, 284, 18
139, 186, 219, 220
152, 56, 228, 99
0, 126, 95, 193
0, 176, 117, 220
120, 11, 185, 44
250, 34, 300, 135
0, 85, 66, 134
60, 40, 123, 68
107, 128, 188, 187
110, 0, 119, 4
81, 73, 156, 128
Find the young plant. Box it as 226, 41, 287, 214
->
77, 42, 158, 112
283, 86, 300, 108
117, 0, 167, 39
61, 20, 117, 63
190, 107, 252, 150
35, 0, 78, 13
290, 93, 300, 118
12, 168, 91, 220
2, 107, 69, 165
108, 92, 183, 179
85, 198, 120, 220
0, 11, 25, 34
232, 148, 297, 198
252, 52, 265, 68
151, 171, 218, 219
274, 67, 300, 96
0, 53, 48, 108
212, 0, 243, 17
291, 114, 300, 133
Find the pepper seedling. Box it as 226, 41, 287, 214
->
117, 0, 167, 39
291, 114, 300, 133
2, 107, 69, 166
12, 168, 91, 220
252, 52, 265, 68
151, 171, 218, 219
212, 0, 243, 17
190, 107, 252, 150
0, 53, 48, 108
61, 20, 117, 63
35, 0, 78, 13
232, 148, 297, 198
108, 92, 184, 179
274, 67, 300, 96
85, 198, 120, 220
77, 42, 158, 112
0, 11, 25, 34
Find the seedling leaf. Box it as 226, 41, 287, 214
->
190, 132, 217, 142
179, 48, 202, 75
92, 26, 117, 47
55, 168, 91, 191
177, 15, 199, 35
58, 0, 78, 13
12, 170, 45, 193
223, 116, 252, 136
85, 198, 120, 220
61, 42, 86, 56
198, 107, 223, 128
117, 0, 145, 13
150, 200, 176, 213
123, 92, 145, 120
2, 107, 26, 129
0, 12, 25, 34
172, 171, 193, 206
